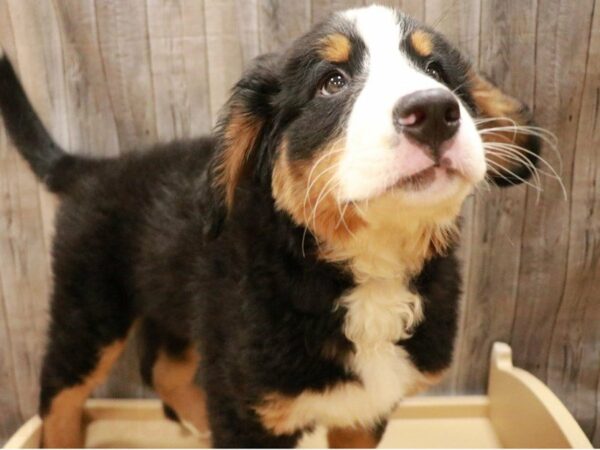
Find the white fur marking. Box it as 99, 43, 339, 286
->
267, 279, 427, 432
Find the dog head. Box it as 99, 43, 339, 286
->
204, 5, 540, 255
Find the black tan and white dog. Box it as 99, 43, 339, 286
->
0, 5, 542, 448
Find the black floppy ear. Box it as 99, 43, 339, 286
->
201, 54, 281, 239
468, 72, 541, 187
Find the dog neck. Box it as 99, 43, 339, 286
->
319, 195, 463, 281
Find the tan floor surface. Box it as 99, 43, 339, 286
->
81, 416, 502, 449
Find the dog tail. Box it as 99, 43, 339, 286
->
0, 55, 89, 194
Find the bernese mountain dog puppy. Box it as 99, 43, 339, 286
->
0, 5, 540, 448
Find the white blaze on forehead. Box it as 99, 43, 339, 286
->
338, 6, 442, 200
343, 5, 437, 101
344, 5, 406, 63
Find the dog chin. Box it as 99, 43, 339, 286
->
349, 170, 473, 226
363, 166, 472, 203
396, 168, 473, 204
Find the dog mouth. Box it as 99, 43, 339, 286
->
394, 164, 459, 191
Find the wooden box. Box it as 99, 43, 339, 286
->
4, 343, 592, 448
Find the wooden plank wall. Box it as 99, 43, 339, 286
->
0, 0, 598, 445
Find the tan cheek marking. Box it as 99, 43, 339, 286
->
319, 33, 352, 63
153, 347, 210, 435
214, 107, 262, 209
42, 340, 126, 448
411, 30, 434, 57
327, 426, 380, 448
272, 140, 366, 246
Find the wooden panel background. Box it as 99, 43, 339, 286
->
0, 0, 598, 445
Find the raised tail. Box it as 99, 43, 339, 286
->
0, 55, 83, 193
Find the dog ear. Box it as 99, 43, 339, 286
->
201, 54, 281, 239
468, 72, 541, 187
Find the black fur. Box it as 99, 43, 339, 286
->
0, 8, 541, 448
406, 250, 461, 373
0, 58, 63, 182
0, 58, 100, 193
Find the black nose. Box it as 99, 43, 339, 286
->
393, 88, 460, 158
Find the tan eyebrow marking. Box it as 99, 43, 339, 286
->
319, 33, 352, 63
411, 30, 434, 57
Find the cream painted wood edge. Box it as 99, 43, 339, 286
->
488, 342, 592, 448
3, 416, 41, 449
83, 398, 166, 421
392, 395, 490, 419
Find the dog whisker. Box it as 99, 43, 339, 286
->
477, 123, 558, 145
483, 142, 567, 200
303, 163, 342, 223
486, 159, 543, 192
310, 176, 340, 231
484, 148, 543, 202
485, 147, 543, 184
476, 118, 561, 168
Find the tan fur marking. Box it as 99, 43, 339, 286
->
255, 381, 371, 435
429, 222, 459, 258
405, 370, 446, 396
153, 347, 210, 434
215, 107, 263, 209
272, 140, 366, 245
42, 340, 126, 448
319, 33, 352, 63
470, 73, 524, 122
254, 393, 297, 435
469, 72, 531, 172
327, 426, 380, 448
411, 30, 434, 57
320, 216, 459, 278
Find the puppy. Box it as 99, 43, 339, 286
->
0, 5, 540, 448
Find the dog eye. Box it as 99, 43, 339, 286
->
320, 71, 348, 96
425, 61, 446, 83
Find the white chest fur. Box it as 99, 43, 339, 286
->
264, 278, 427, 433
260, 201, 462, 434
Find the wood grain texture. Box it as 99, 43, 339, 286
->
376, 0, 424, 20
258, 0, 312, 53
510, 0, 591, 374
454, 0, 539, 396
204, 0, 260, 124
0, 0, 598, 446
0, 0, 61, 432
236, 0, 261, 65
546, 3, 600, 443
145, 0, 213, 141
94, 0, 158, 152
311, 0, 365, 25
